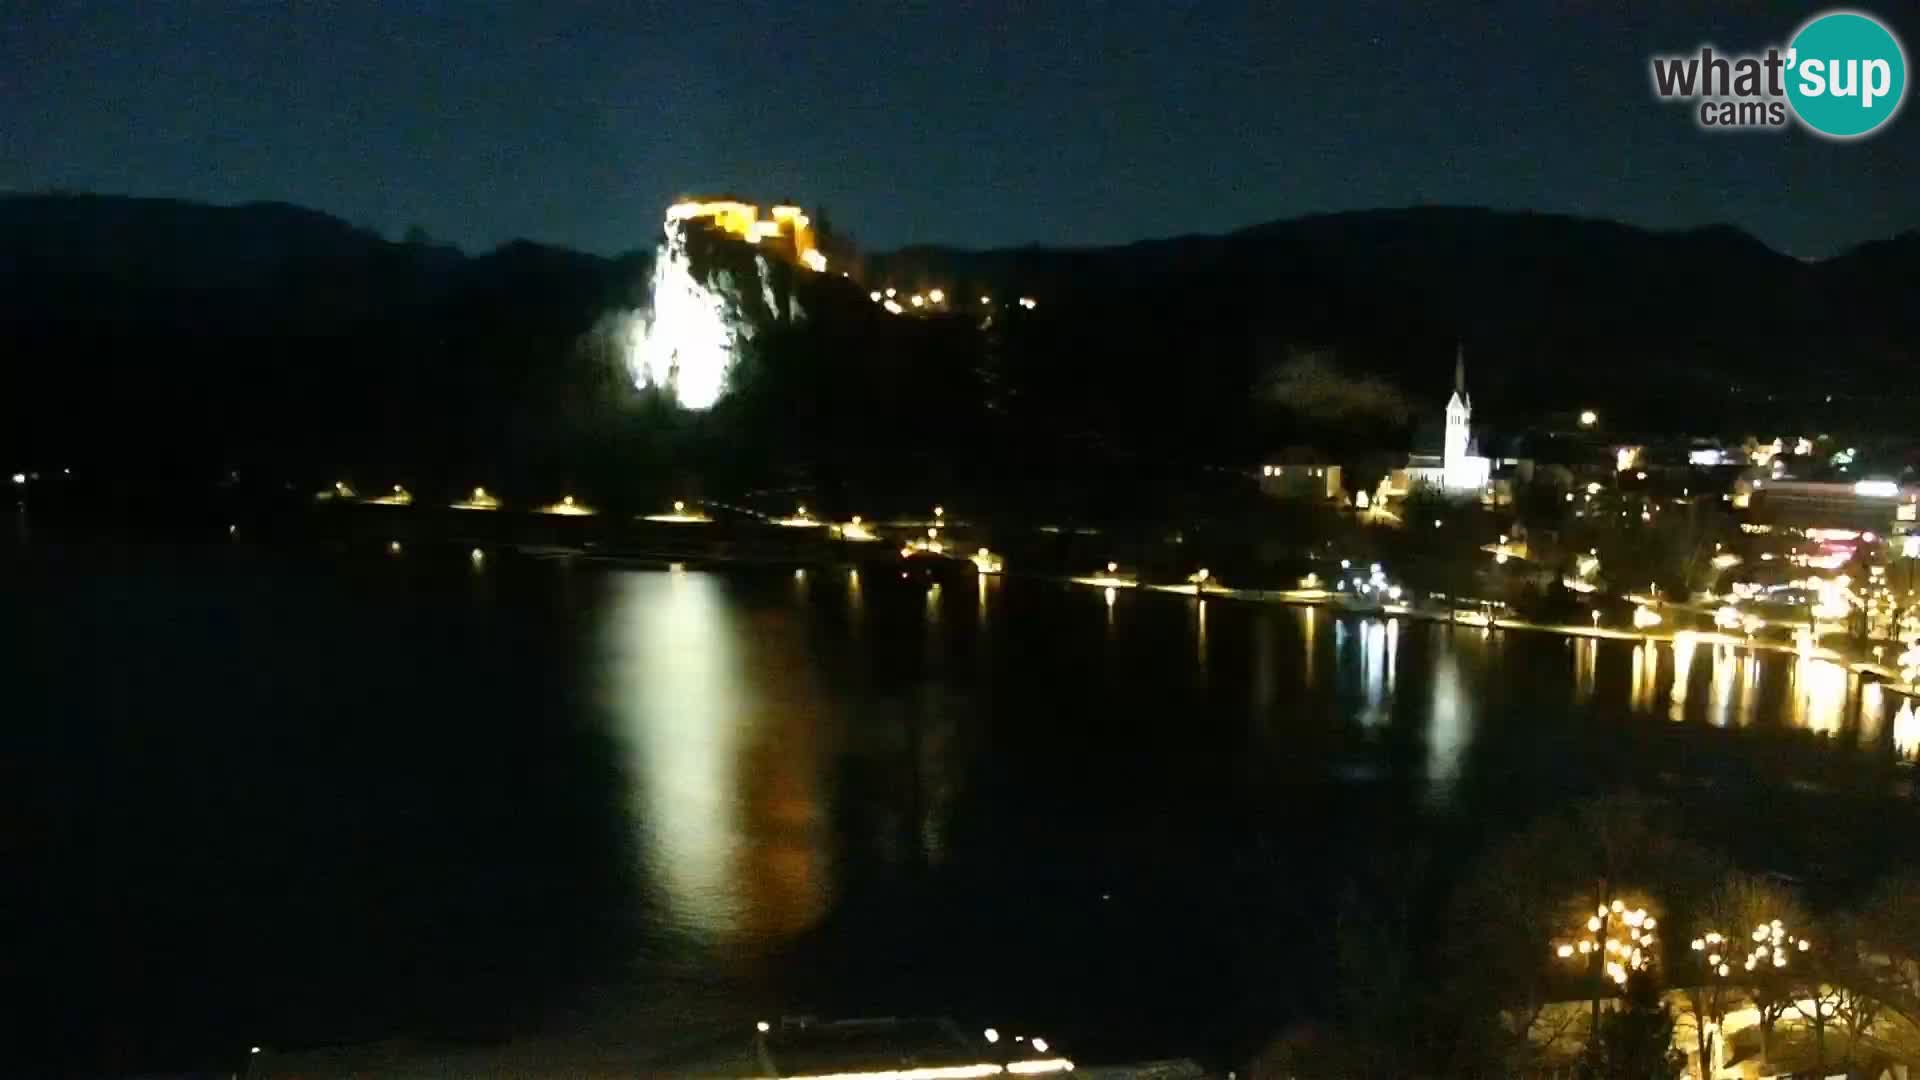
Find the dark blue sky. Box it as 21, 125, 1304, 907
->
4, 1, 1916, 258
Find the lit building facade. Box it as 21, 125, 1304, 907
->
1751, 479, 1918, 533
1404, 348, 1491, 495
666, 198, 827, 273
1259, 462, 1345, 501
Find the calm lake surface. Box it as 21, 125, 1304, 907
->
5, 539, 1917, 1070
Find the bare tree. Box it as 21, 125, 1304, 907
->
1855, 873, 1920, 1015
1676, 874, 1808, 1073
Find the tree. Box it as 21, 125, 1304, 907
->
1439, 795, 1717, 1073
1823, 917, 1887, 1072
1443, 812, 1589, 1073
1580, 972, 1686, 1080
1855, 873, 1920, 1012
1788, 951, 1846, 1071
1675, 873, 1807, 1074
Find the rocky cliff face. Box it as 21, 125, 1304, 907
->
621, 217, 804, 409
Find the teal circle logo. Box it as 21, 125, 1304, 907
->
1786, 10, 1907, 138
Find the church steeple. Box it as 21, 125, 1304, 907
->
1447, 343, 1471, 414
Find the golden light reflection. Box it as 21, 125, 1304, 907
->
1789, 655, 1848, 736
1573, 638, 1597, 706
1301, 606, 1317, 690
1860, 681, 1887, 746
1196, 599, 1208, 678
1630, 641, 1658, 713
1669, 631, 1696, 722
1895, 698, 1920, 759
1709, 644, 1738, 728
1738, 647, 1761, 727
607, 570, 829, 945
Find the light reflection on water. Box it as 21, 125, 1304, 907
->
606, 571, 830, 949
1789, 653, 1850, 736
1301, 605, 1317, 689
1196, 599, 1209, 680
1427, 638, 1471, 797
1630, 641, 1658, 714
29, 550, 1920, 1066
1739, 644, 1762, 727
1574, 637, 1597, 706
1669, 632, 1696, 722
599, 571, 1907, 957
1356, 619, 1391, 728
1897, 699, 1920, 759
1708, 642, 1736, 728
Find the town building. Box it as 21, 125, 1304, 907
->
1258, 459, 1345, 501
1749, 478, 1919, 533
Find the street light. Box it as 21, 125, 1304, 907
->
1692, 920, 1808, 973
1555, 898, 1655, 987
1580, 410, 1598, 427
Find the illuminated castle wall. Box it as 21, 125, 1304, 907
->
665, 199, 827, 273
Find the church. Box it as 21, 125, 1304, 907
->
1400, 347, 1491, 496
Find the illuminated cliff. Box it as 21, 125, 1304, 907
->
623, 199, 822, 410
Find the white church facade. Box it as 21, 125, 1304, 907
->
1398, 348, 1491, 496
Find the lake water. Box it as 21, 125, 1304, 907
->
4, 540, 1915, 1071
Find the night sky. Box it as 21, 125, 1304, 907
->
4, 1, 1916, 258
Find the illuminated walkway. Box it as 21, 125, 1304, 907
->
1061, 576, 1914, 695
